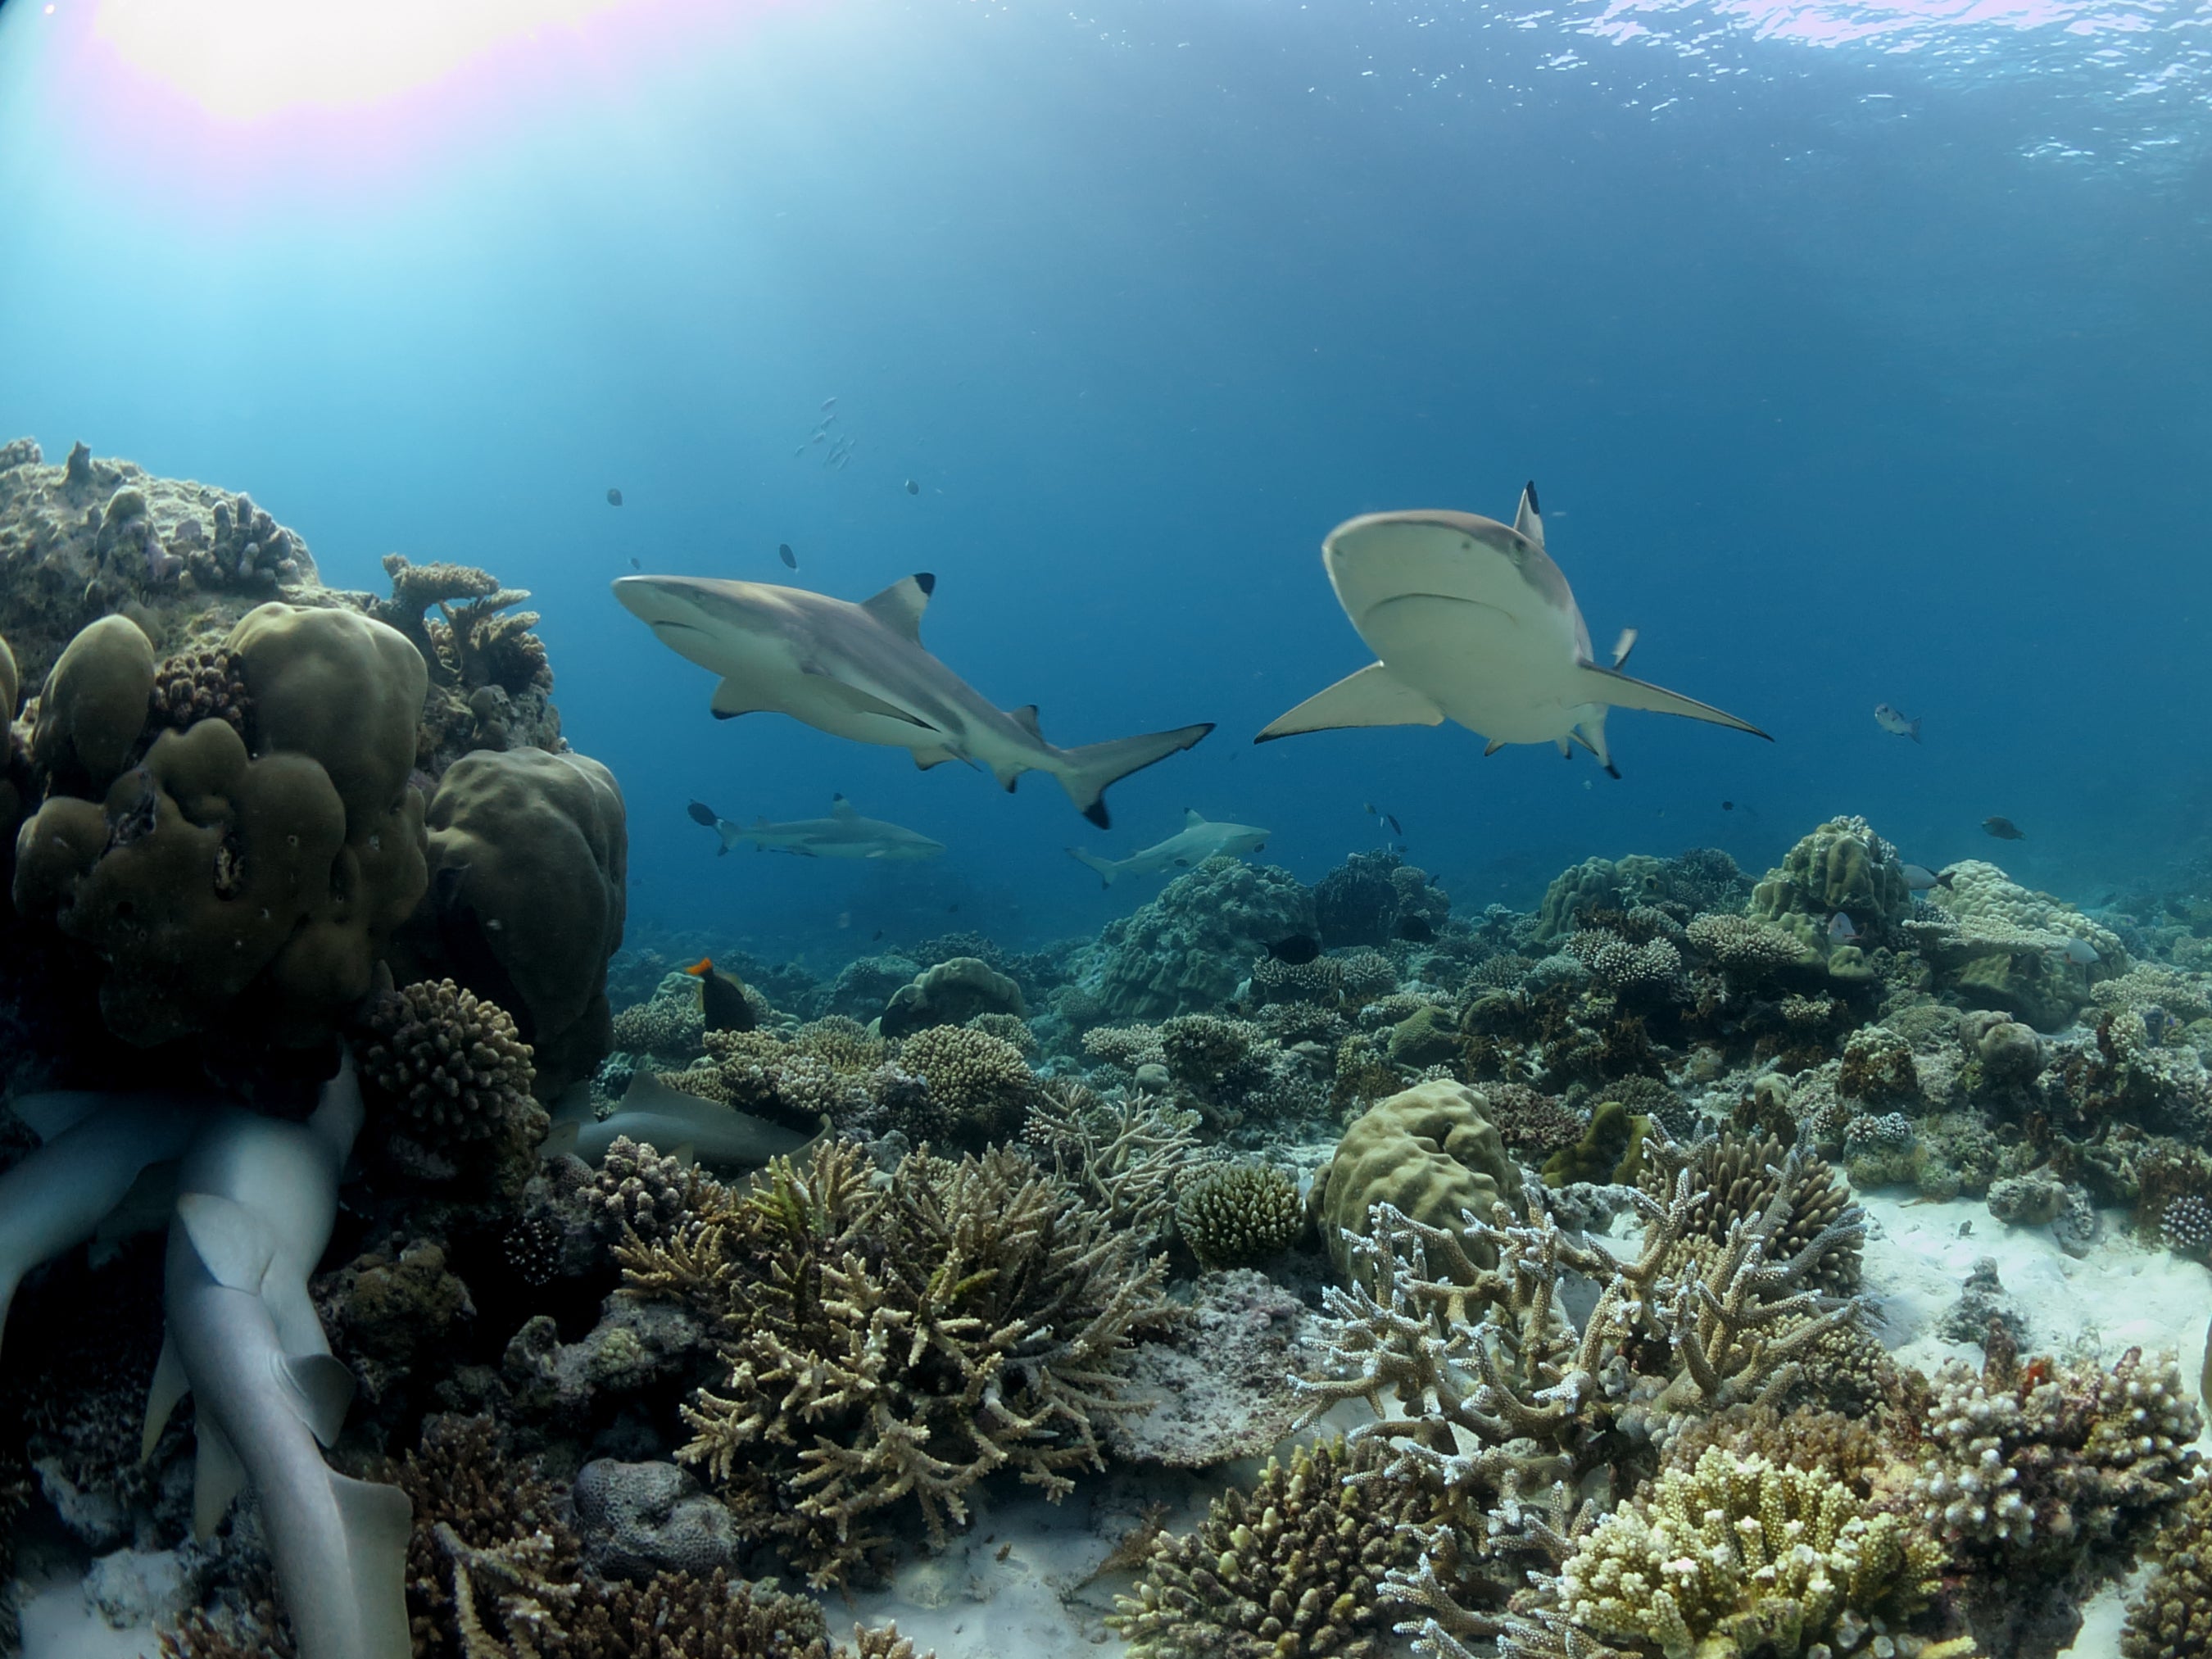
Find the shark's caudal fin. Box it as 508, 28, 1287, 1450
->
1572, 664, 1771, 740
1067, 847, 1121, 887
1254, 662, 1445, 743
1052, 723, 1217, 829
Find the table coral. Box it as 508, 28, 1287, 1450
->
623, 1139, 1171, 1587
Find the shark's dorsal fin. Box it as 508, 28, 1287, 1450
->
279, 1352, 358, 1447
1009, 704, 1043, 740
176, 1192, 276, 1294
1183, 808, 1206, 826
1513, 481, 1543, 552
143, 1332, 190, 1462
193, 1419, 249, 1540
862, 573, 936, 642
831, 795, 859, 818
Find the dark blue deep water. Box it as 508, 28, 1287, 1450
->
2, 0, 2208, 972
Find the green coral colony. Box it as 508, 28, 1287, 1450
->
1, 442, 2210, 1659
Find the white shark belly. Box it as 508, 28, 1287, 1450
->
1359, 595, 1581, 742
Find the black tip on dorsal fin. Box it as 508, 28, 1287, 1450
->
1524, 480, 1539, 514
1605, 763, 1621, 780
914, 572, 936, 594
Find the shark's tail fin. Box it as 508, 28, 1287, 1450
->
1067, 847, 1120, 887
1053, 723, 1216, 829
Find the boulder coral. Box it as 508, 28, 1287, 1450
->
1313, 1079, 1524, 1281
877, 954, 1025, 1038
397, 746, 627, 1095
1749, 814, 1915, 956
1081, 855, 1315, 1019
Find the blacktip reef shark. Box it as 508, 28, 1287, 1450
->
0, 1058, 410, 1659
688, 793, 945, 860
1067, 808, 1271, 886
1256, 483, 1769, 773
614, 571, 1214, 827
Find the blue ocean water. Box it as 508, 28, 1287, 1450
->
1, 0, 2207, 973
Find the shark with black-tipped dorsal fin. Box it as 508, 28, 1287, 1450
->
617, 572, 1213, 827
687, 794, 945, 859
1257, 483, 1768, 774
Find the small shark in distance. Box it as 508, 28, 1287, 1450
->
1067, 808, 1270, 886
687, 795, 945, 860
615, 572, 1214, 827
1256, 483, 1769, 775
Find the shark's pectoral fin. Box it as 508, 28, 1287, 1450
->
177, 1192, 276, 1294
992, 763, 1024, 792
279, 1352, 358, 1447
861, 573, 935, 642
709, 678, 765, 719
1573, 664, 1770, 739
1256, 664, 1444, 742
1556, 739, 1571, 757
143, 1332, 189, 1462
912, 745, 963, 770
193, 1418, 248, 1540
1484, 738, 1507, 756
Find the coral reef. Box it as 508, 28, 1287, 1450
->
622, 1138, 1171, 1585
1081, 856, 1315, 1018
359, 976, 542, 1182
1312, 1080, 1524, 1281
1174, 1163, 1303, 1268
1107, 1435, 1442, 1659
878, 954, 1025, 1037
2123, 1475, 2212, 1658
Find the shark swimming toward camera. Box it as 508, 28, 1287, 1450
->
1256, 483, 1769, 773
1067, 808, 1271, 886
687, 794, 945, 860
614, 572, 1214, 827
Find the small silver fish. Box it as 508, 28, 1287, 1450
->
2051, 938, 2099, 966
1828, 912, 1859, 942
1874, 703, 1921, 742
1900, 863, 1952, 891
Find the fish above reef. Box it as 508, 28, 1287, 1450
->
1874, 702, 1920, 741
687, 795, 945, 860
1364, 801, 1404, 836
1256, 482, 1769, 775
1067, 808, 1268, 886
905, 478, 920, 495
614, 570, 1214, 827
546, 1072, 812, 1168
606, 487, 623, 506
1266, 934, 1321, 965
682, 956, 757, 1031
1983, 816, 2027, 840
1901, 863, 1955, 891
778, 542, 797, 569
1396, 914, 1435, 942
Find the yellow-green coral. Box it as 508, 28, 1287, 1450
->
1175, 1163, 1302, 1268
1315, 1080, 1523, 1281
2123, 1476, 2212, 1658
1529, 1445, 1946, 1659
896, 1022, 1037, 1144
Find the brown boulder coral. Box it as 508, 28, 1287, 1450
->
1313, 1079, 1523, 1282
397, 746, 627, 1095
29, 612, 156, 794
877, 954, 1024, 1037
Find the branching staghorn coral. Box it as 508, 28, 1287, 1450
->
1023, 1080, 1202, 1240
620, 1138, 1171, 1585
1292, 1158, 1869, 1646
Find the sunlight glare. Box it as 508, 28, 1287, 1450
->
93, 0, 645, 120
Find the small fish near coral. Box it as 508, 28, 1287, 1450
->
1874, 700, 1921, 741
684, 956, 757, 1031
1902, 862, 1955, 891
1983, 814, 2027, 840
1257, 480, 1770, 776
1265, 933, 1322, 965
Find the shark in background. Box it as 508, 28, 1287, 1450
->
687, 794, 945, 859
1067, 808, 1271, 886
1257, 482, 1768, 774
614, 571, 1213, 827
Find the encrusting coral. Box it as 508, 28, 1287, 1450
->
620, 1137, 1171, 1586
1107, 1435, 1444, 1659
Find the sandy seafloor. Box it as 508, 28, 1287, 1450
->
14, 1188, 2208, 1659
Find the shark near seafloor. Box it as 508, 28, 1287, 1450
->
1258, 482, 1769, 773
1067, 808, 1271, 886
615, 572, 1213, 827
